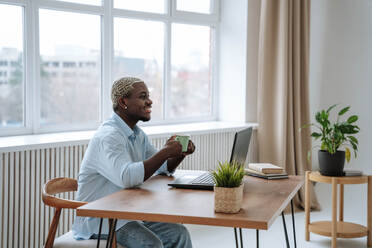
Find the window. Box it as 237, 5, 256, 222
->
170, 24, 212, 119
114, 0, 165, 14
39, 9, 101, 127
0, 0, 219, 136
54, 0, 102, 6
0, 4, 24, 129
114, 18, 164, 120
176, 0, 212, 14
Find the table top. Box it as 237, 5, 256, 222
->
308, 171, 369, 185
77, 170, 304, 230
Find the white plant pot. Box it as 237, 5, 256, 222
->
214, 184, 244, 213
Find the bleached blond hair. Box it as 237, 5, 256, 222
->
111, 77, 144, 111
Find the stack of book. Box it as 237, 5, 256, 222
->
245, 163, 289, 180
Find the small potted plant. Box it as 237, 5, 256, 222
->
302, 104, 360, 176
212, 161, 245, 213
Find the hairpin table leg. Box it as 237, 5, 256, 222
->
96, 218, 103, 248
291, 200, 297, 248
282, 212, 290, 248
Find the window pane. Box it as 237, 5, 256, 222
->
53, 0, 101, 6
39, 10, 101, 126
177, 0, 211, 14
170, 24, 212, 118
0, 4, 24, 128
114, 18, 164, 121
114, 0, 165, 14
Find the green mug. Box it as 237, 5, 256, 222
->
175, 135, 190, 152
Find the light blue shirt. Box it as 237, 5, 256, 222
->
72, 113, 169, 239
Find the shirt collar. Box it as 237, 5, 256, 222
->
112, 112, 140, 139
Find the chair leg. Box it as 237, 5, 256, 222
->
45, 208, 62, 248
113, 232, 117, 248
108, 219, 118, 248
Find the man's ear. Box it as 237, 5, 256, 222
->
118, 97, 127, 109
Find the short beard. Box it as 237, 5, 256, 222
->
140, 116, 151, 122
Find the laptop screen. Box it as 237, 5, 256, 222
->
229, 127, 253, 167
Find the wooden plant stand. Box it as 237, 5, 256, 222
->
305, 171, 372, 248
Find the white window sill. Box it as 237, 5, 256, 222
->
0, 121, 258, 153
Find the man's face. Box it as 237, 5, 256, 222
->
124, 82, 152, 122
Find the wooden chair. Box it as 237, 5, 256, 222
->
42, 177, 122, 248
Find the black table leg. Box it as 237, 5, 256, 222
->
239, 228, 243, 248
234, 228, 239, 248
256, 229, 259, 248
97, 218, 103, 248
281, 212, 290, 248
105, 219, 111, 248
291, 200, 297, 248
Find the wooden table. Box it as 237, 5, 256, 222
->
77, 170, 304, 248
305, 171, 372, 248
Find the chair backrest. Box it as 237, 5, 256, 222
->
42, 177, 87, 209
42, 177, 87, 248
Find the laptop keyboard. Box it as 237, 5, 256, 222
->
190, 173, 215, 185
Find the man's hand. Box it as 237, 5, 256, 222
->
164, 136, 183, 157
183, 140, 195, 155
143, 136, 182, 181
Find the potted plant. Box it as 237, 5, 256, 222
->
303, 104, 360, 176
212, 161, 245, 213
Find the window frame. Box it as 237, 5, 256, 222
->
0, 0, 220, 136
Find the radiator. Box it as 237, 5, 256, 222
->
0, 129, 257, 248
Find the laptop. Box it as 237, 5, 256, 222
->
168, 127, 253, 190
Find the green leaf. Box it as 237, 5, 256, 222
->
326, 104, 337, 113
348, 136, 358, 144
338, 106, 350, 116
347, 115, 358, 123
312, 104, 359, 160
300, 123, 313, 130
341, 125, 360, 134
321, 142, 326, 151
311, 132, 322, 139
315, 112, 322, 124
212, 161, 244, 188
350, 141, 358, 151
321, 110, 327, 120
349, 126, 360, 134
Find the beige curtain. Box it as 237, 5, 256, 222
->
257, 0, 320, 210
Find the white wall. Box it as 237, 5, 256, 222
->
246, 0, 260, 123
227, 0, 372, 173
309, 0, 372, 174
218, 0, 248, 122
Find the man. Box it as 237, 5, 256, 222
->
72, 77, 195, 248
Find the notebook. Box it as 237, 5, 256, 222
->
168, 127, 253, 190
244, 168, 289, 180
248, 163, 284, 174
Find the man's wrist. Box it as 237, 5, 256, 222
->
159, 147, 171, 161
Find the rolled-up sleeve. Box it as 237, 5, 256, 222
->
98, 135, 145, 188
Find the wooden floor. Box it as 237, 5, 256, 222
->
187, 181, 369, 248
